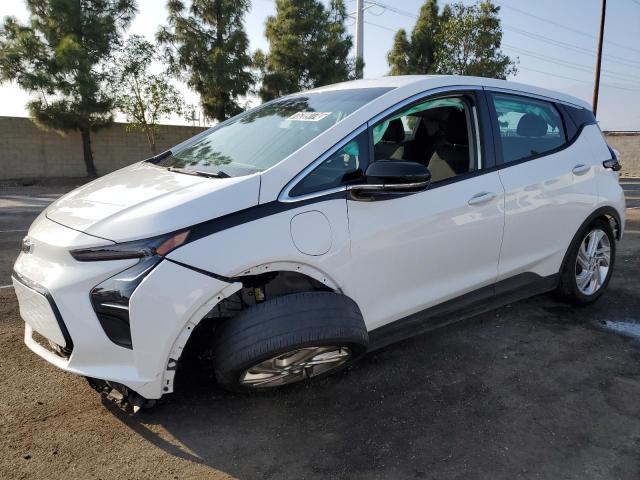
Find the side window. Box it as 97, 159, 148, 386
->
288, 131, 368, 197
491, 93, 566, 164
370, 96, 479, 184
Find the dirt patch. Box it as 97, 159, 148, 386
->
1, 214, 639, 480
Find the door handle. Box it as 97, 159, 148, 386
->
572, 164, 590, 175
468, 191, 497, 206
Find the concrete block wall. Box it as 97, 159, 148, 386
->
604, 132, 640, 177
0, 116, 638, 180
0, 116, 207, 180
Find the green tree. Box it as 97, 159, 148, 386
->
387, 0, 516, 80
157, 0, 253, 122
387, 29, 412, 76
0, 0, 136, 178
410, 0, 440, 74
387, 0, 439, 75
255, 0, 353, 101
112, 35, 184, 154
434, 2, 516, 78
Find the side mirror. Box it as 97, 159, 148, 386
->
351, 160, 431, 195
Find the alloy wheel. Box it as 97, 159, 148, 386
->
240, 346, 351, 388
575, 228, 611, 296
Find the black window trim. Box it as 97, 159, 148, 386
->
279, 123, 369, 202
485, 89, 578, 168
287, 128, 370, 199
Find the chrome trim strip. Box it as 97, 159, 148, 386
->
483, 86, 585, 109
278, 124, 368, 203
348, 181, 430, 192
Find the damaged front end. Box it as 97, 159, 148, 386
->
86, 377, 156, 414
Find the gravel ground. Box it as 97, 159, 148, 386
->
0, 187, 639, 480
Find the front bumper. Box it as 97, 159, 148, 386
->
13, 216, 238, 399
13, 271, 73, 355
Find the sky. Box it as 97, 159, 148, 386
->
0, 0, 638, 130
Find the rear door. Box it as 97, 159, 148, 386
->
346, 89, 505, 331
486, 90, 600, 283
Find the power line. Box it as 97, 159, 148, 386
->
366, 1, 418, 20
503, 25, 640, 69
518, 66, 640, 92
371, 0, 640, 58
503, 44, 640, 83
518, 66, 593, 84
363, 19, 396, 33
504, 25, 592, 54
497, 2, 600, 40
353, 0, 640, 93
496, 0, 640, 55
365, 4, 387, 17
365, 1, 640, 69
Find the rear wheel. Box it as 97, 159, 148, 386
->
212, 291, 368, 391
556, 218, 615, 305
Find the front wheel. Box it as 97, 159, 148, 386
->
212, 291, 369, 392
556, 218, 616, 305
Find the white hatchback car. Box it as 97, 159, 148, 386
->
13, 76, 625, 409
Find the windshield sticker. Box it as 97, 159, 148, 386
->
288, 111, 331, 122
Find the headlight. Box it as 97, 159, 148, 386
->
90, 256, 161, 349
78, 229, 190, 349
70, 230, 190, 261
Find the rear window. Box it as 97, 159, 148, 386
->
155, 88, 393, 177
491, 93, 566, 164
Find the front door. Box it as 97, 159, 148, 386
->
346, 91, 505, 331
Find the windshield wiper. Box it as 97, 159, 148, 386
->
167, 167, 230, 178
145, 150, 173, 164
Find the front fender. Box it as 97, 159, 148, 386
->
128, 260, 241, 399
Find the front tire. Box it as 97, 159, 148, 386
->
212, 291, 369, 392
556, 218, 616, 305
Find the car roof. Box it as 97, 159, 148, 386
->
308, 75, 591, 110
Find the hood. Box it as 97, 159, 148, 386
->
46, 162, 261, 242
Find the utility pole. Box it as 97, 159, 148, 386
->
592, 0, 606, 116
355, 0, 364, 78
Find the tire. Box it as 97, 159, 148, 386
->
212, 291, 369, 392
556, 218, 616, 305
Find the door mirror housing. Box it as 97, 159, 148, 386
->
351, 160, 431, 195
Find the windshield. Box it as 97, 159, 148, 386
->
154, 87, 393, 177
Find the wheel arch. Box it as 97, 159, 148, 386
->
161, 261, 356, 395
559, 205, 622, 276
232, 261, 342, 292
